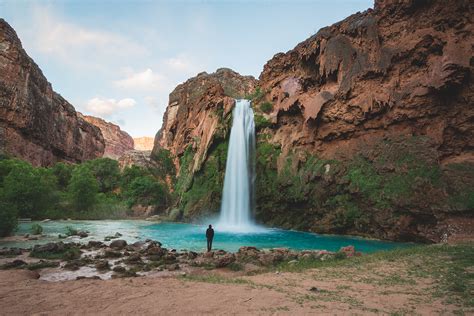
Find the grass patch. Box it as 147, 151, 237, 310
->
180, 274, 253, 285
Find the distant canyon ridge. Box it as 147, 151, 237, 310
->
0, 0, 473, 242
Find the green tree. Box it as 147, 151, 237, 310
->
84, 158, 120, 193
0, 198, 18, 237
124, 176, 167, 208
68, 165, 99, 211
2, 163, 57, 218
52, 162, 74, 189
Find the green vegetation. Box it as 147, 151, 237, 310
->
276, 243, 474, 310
68, 165, 99, 211
178, 142, 228, 218
254, 114, 272, 130
31, 224, 43, 235
251, 135, 474, 236
30, 247, 81, 260
0, 155, 173, 235
259, 101, 273, 113
0, 200, 17, 237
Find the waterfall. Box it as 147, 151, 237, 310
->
218, 99, 257, 232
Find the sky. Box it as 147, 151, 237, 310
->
0, 0, 373, 137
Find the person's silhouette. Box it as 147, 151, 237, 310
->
206, 224, 214, 252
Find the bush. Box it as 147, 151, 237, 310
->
65, 226, 78, 236
31, 224, 43, 235
124, 176, 167, 208
152, 149, 176, 178
259, 102, 273, 113
0, 200, 17, 237
68, 165, 99, 211
254, 114, 272, 130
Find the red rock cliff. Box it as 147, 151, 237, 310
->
0, 19, 105, 166
82, 115, 134, 159
259, 0, 473, 164
153, 68, 258, 173
153, 1, 473, 242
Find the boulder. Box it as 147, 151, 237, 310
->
32, 242, 65, 254
109, 240, 127, 250
95, 260, 110, 270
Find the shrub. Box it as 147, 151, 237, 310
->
0, 200, 17, 237
254, 114, 272, 130
259, 102, 273, 114
124, 176, 167, 208
152, 149, 176, 178
65, 226, 78, 236
31, 224, 43, 235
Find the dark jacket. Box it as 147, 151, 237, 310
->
206, 228, 214, 240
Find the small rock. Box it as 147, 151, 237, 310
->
104, 250, 122, 258
166, 263, 180, 271
77, 231, 88, 238
309, 287, 319, 292
88, 241, 104, 248
109, 240, 127, 250
95, 260, 110, 270
112, 266, 126, 273
24, 234, 29, 238
114, 232, 122, 237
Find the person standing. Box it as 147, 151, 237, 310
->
206, 224, 214, 252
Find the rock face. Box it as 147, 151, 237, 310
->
153, 68, 258, 169
133, 137, 154, 151
118, 150, 156, 170
152, 68, 257, 217
258, 0, 473, 162
153, 0, 473, 242
82, 115, 134, 160
0, 19, 105, 166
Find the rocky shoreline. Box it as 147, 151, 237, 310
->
0, 237, 360, 282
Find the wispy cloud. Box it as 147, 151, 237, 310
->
85, 97, 136, 116
31, 5, 148, 66
114, 68, 169, 91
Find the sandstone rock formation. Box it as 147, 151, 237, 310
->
0, 19, 105, 166
155, 0, 473, 242
81, 115, 134, 159
259, 0, 473, 163
118, 150, 157, 170
133, 137, 154, 151
153, 68, 258, 173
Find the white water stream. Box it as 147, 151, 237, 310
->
218, 99, 260, 232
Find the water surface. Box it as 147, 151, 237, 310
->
0, 220, 411, 253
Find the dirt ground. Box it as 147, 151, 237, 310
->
0, 259, 464, 315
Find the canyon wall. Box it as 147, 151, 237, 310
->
157, 0, 473, 242
133, 137, 154, 151
0, 19, 105, 166
82, 115, 134, 159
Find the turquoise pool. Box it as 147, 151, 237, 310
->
0, 220, 411, 253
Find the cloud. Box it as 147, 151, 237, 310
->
85, 97, 136, 116
164, 54, 197, 73
114, 68, 169, 91
31, 5, 148, 64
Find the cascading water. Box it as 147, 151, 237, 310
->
218, 99, 259, 233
